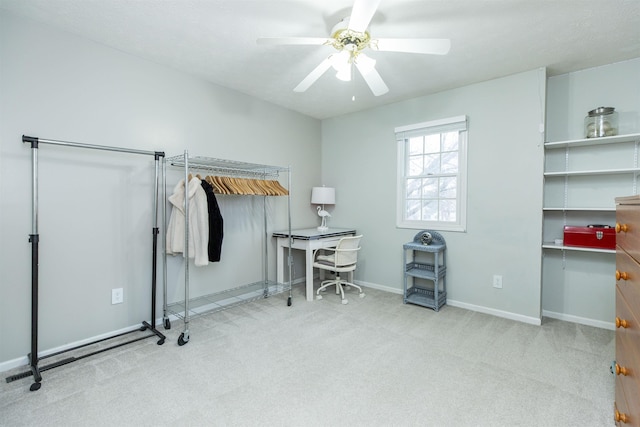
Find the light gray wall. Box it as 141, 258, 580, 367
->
546, 58, 640, 142
321, 68, 546, 323
0, 11, 321, 365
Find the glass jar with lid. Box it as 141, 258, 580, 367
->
584, 106, 618, 138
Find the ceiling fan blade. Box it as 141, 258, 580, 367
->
294, 57, 333, 92
355, 61, 388, 96
348, 0, 381, 33
374, 38, 451, 55
257, 37, 332, 46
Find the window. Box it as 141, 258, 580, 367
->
395, 115, 467, 232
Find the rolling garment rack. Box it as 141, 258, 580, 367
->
164, 151, 293, 346
6, 135, 167, 391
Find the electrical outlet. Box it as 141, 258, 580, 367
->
111, 288, 123, 304
493, 275, 503, 289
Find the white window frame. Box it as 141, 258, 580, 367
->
395, 115, 468, 232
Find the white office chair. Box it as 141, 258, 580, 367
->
313, 235, 364, 304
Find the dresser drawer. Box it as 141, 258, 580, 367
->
617, 290, 640, 355
617, 204, 640, 260
616, 250, 640, 312
615, 388, 637, 426
615, 336, 640, 426
615, 382, 633, 426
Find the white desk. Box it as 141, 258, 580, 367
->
273, 228, 357, 301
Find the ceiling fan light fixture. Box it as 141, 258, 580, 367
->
330, 50, 350, 71
259, 0, 450, 96
335, 65, 352, 82
332, 51, 352, 82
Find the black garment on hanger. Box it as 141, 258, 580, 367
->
201, 180, 224, 262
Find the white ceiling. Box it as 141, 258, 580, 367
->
2, 0, 639, 119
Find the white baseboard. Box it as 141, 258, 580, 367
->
354, 280, 403, 295
358, 280, 542, 326
356, 280, 542, 326
1, 356, 31, 374
0, 323, 146, 374
447, 299, 542, 326
542, 310, 615, 330
3, 279, 309, 374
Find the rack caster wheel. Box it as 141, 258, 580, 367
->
178, 333, 188, 346
157, 339, 165, 345
139, 325, 147, 331
163, 318, 171, 330
287, 297, 292, 306
30, 382, 41, 392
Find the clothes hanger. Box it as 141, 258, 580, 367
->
245, 178, 261, 195
222, 176, 240, 195
244, 178, 260, 195
216, 176, 231, 194
253, 179, 270, 196
206, 176, 223, 194
269, 179, 288, 196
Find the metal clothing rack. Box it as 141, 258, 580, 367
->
5, 135, 167, 391
164, 150, 293, 346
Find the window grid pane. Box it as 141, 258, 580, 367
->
424, 134, 440, 153
408, 155, 423, 176
402, 131, 461, 224
408, 137, 423, 155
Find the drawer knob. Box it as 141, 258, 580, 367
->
615, 363, 630, 376
616, 317, 630, 328
616, 223, 629, 233
615, 409, 629, 423
616, 270, 630, 281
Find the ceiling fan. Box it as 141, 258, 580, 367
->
257, 0, 451, 97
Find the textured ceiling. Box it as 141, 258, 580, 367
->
1, 0, 639, 119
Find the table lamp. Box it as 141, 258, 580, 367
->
311, 186, 335, 231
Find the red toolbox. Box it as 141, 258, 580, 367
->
563, 225, 615, 250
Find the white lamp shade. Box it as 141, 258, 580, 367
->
311, 187, 335, 205
335, 66, 352, 82
330, 51, 350, 71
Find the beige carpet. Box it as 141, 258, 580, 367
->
1, 284, 615, 426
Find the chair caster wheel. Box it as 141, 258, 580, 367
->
342, 299, 349, 305
359, 293, 365, 298
345, 285, 351, 290
316, 295, 323, 300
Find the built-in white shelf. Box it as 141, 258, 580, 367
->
544, 132, 640, 149
543, 207, 615, 211
542, 243, 616, 254
544, 167, 640, 177
542, 134, 639, 254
